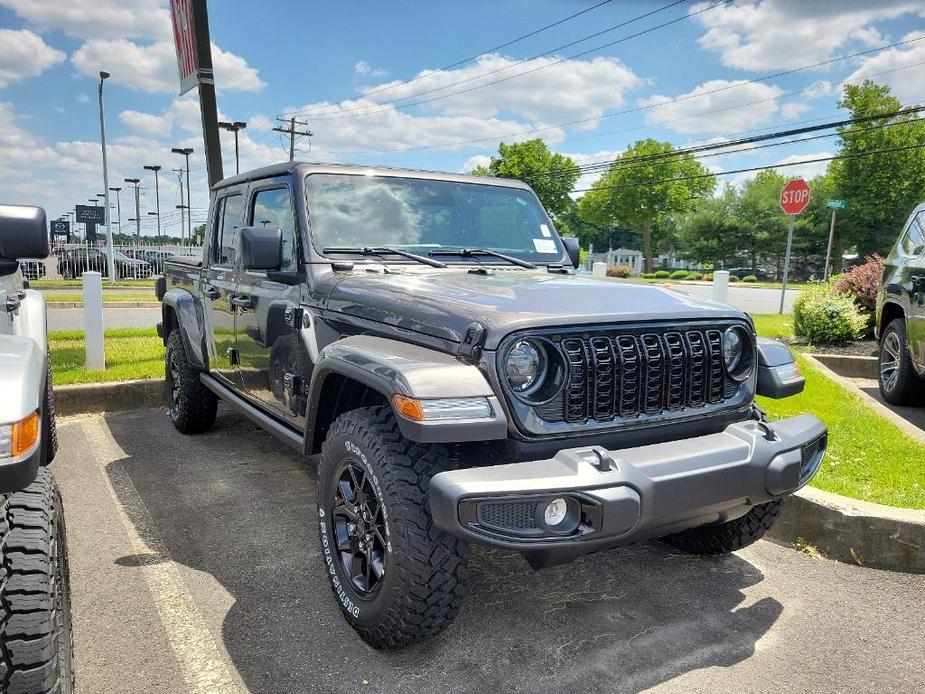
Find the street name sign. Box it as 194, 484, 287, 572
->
825, 198, 847, 209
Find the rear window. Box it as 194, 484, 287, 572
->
901, 211, 925, 257
212, 194, 243, 266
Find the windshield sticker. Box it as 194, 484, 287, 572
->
539, 224, 551, 238
533, 239, 557, 253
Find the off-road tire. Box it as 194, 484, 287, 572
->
165, 329, 217, 434
318, 407, 469, 649
664, 500, 782, 555
0, 468, 75, 693
40, 360, 57, 467
879, 318, 923, 406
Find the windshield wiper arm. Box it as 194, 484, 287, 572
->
323, 246, 447, 268
427, 248, 537, 269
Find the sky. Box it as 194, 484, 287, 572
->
0, 0, 924, 238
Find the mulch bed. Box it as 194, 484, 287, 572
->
787, 338, 878, 357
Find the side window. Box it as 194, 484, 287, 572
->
251, 187, 297, 269
901, 212, 925, 257
212, 194, 243, 266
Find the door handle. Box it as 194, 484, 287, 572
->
202, 284, 221, 300
230, 294, 254, 309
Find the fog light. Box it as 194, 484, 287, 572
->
544, 498, 568, 526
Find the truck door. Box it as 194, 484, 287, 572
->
203, 192, 244, 387
235, 182, 305, 424
902, 210, 925, 365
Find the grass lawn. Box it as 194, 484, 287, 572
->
43, 291, 155, 304
751, 314, 794, 341
31, 278, 155, 289
50, 327, 164, 385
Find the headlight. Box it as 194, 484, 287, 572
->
504, 339, 547, 395
723, 326, 754, 381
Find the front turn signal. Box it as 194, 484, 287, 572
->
11, 411, 39, 457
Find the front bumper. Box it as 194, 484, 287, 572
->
429, 414, 827, 553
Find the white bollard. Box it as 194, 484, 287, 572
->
712, 270, 730, 304
592, 261, 607, 278
82, 271, 105, 370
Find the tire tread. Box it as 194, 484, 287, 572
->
664, 500, 782, 555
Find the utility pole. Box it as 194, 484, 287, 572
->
218, 120, 247, 174
143, 165, 162, 242
172, 168, 185, 245
124, 178, 141, 243
109, 187, 122, 237
171, 148, 193, 245
273, 117, 312, 162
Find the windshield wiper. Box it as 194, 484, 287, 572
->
323, 246, 447, 268
427, 248, 537, 269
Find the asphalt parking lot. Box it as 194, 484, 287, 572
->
56, 408, 925, 694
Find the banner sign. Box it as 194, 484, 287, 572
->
75, 205, 104, 224
170, 0, 199, 95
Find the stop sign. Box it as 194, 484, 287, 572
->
779, 178, 811, 215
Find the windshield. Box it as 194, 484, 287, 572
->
305, 174, 563, 263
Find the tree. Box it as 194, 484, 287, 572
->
831, 80, 925, 257
578, 139, 714, 272
676, 185, 742, 267
473, 139, 579, 220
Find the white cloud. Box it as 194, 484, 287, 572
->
691, 0, 922, 70
843, 33, 925, 102
71, 39, 265, 93
0, 0, 172, 40
461, 155, 490, 173
355, 61, 387, 78
565, 149, 624, 192
772, 151, 833, 181
638, 80, 797, 135
75, 93, 89, 104
0, 29, 65, 88
358, 53, 641, 125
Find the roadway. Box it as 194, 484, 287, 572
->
57, 408, 925, 694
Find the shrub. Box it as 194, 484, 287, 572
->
702, 272, 713, 281
728, 274, 739, 282
654, 270, 671, 279
606, 264, 633, 278
742, 274, 758, 283
792, 283, 867, 344
669, 270, 689, 280
641, 272, 656, 279
686, 272, 703, 281
834, 254, 884, 315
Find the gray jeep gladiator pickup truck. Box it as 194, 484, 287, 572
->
157, 162, 826, 649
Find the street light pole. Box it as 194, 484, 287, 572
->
172, 168, 185, 245
98, 70, 115, 283
109, 187, 122, 238
172, 147, 194, 245
124, 178, 141, 243
218, 121, 247, 175
143, 165, 162, 243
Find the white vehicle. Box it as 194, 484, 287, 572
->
0, 204, 74, 693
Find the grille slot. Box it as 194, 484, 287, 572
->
530, 324, 747, 425
478, 501, 538, 532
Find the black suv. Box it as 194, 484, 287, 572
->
157, 162, 825, 648
877, 203, 925, 404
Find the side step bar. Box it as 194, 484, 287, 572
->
200, 373, 304, 452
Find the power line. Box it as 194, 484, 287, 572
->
285, 0, 703, 121
572, 141, 925, 193
328, 35, 925, 156
272, 117, 313, 162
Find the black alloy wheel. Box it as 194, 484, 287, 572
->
331, 459, 388, 596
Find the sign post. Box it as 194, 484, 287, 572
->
170, 0, 223, 187
823, 198, 847, 281
778, 179, 811, 314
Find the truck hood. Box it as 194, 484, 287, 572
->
325, 270, 744, 349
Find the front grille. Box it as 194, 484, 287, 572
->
533, 325, 747, 424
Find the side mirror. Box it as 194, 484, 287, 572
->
562, 236, 581, 269
237, 226, 282, 271
0, 204, 49, 260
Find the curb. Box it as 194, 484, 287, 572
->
811, 353, 878, 379
46, 302, 161, 308
767, 486, 925, 573
54, 379, 163, 416
803, 354, 925, 445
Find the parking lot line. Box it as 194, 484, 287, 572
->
84, 417, 245, 694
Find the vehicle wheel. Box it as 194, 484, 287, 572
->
663, 500, 781, 555
318, 406, 469, 649
165, 329, 217, 434
879, 318, 923, 405
0, 468, 75, 694
40, 359, 58, 466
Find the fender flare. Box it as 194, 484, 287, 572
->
161, 288, 207, 369
304, 335, 507, 452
